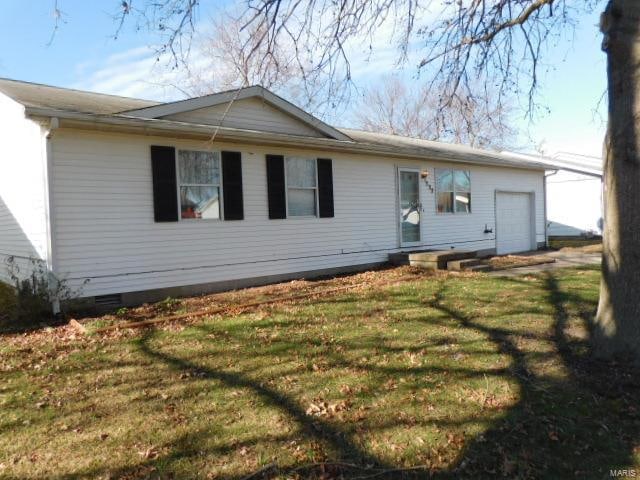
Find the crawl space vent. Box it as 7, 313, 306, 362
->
94, 294, 123, 308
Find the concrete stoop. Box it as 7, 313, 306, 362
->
389, 249, 486, 271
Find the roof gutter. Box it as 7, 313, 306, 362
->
505, 151, 603, 178
541, 165, 602, 178
25, 107, 550, 171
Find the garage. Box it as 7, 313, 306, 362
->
496, 192, 534, 254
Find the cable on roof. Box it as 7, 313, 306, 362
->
207, 78, 250, 147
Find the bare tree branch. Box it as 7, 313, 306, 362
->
46, 0, 66, 47
236, 0, 599, 120
355, 77, 517, 150
165, 12, 333, 115
47, 1, 600, 134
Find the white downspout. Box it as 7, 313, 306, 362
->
543, 169, 558, 248
44, 117, 59, 315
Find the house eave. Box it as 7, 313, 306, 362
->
502, 152, 603, 178
25, 107, 549, 172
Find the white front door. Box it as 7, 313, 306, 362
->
496, 191, 534, 254
398, 168, 421, 246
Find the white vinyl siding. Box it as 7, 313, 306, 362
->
50, 130, 545, 297
163, 97, 326, 138
0, 92, 49, 284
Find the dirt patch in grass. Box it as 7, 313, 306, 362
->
482, 254, 556, 271
549, 237, 603, 252
80, 266, 475, 333
560, 243, 603, 254
1, 265, 638, 479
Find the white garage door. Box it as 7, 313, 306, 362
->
496, 192, 534, 254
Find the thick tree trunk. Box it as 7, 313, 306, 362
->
594, 0, 640, 362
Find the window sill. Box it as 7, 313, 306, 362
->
179, 218, 224, 222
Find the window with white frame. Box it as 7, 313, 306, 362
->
286, 157, 317, 216
178, 150, 221, 219
436, 169, 471, 213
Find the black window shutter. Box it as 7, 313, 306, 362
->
150, 146, 178, 222
222, 151, 244, 220
266, 155, 286, 219
317, 158, 334, 218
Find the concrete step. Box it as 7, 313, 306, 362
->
389, 249, 478, 270
409, 260, 440, 270
388, 252, 410, 266
466, 264, 491, 273
409, 250, 477, 270
447, 258, 482, 271
409, 250, 476, 262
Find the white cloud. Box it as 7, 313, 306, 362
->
71, 45, 187, 101
70, 10, 422, 104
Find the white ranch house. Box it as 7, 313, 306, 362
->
0, 78, 554, 308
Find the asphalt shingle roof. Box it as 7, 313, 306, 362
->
0, 77, 559, 171
0, 78, 158, 115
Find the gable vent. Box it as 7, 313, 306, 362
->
94, 294, 123, 308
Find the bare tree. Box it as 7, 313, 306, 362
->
594, 0, 640, 361
238, 1, 601, 113
97, 2, 593, 137
110, 0, 200, 63
50, 1, 363, 110
169, 14, 329, 113
96, 2, 593, 112
181, 17, 292, 94
355, 77, 516, 150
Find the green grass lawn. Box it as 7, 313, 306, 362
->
1, 266, 638, 479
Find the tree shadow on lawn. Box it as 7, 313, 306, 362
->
430, 273, 640, 479
48, 270, 639, 480
74, 328, 404, 480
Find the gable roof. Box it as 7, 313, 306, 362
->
123, 85, 352, 141
0, 77, 158, 114
0, 77, 555, 171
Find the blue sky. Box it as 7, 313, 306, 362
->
0, 1, 607, 157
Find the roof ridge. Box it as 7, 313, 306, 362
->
118, 84, 263, 113
338, 127, 504, 155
